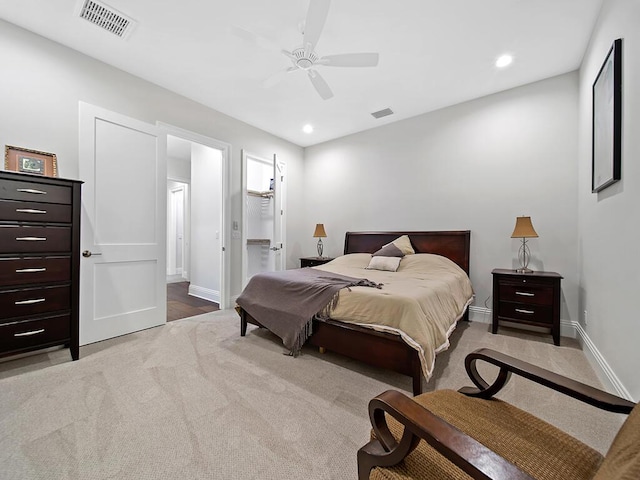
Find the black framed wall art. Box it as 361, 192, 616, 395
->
592, 38, 622, 193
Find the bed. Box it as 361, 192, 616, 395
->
238, 230, 472, 395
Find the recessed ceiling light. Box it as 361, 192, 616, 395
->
495, 54, 513, 68
303, 124, 313, 134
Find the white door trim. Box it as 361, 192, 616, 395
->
157, 122, 231, 309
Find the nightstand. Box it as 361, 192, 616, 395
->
300, 256, 334, 268
492, 269, 563, 345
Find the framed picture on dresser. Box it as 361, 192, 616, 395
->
4, 145, 58, 177
592, 38, 622, 193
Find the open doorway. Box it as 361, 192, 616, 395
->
166, 133, 225, 321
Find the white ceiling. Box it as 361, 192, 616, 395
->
0, 0, 603, 147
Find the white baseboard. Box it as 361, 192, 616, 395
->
467, 306, 632, 400
188, 284, 220, 304
468, 306, 491, 323
574, 322, 633, 401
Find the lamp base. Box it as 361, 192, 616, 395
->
515, 267, 534, 274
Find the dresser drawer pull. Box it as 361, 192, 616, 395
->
15, 208, 47, 214
16, 237, 47, 241
16, 188, 47, 195
515, 291, 535, 297
16, 268, 47, 273
15, 298, 46, 305
14, 329, 45, 337
515, 308, 535, 314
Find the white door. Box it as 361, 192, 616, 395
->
79, 103, 166, 345
241, 151, 286, 287
167, 183, 187, 277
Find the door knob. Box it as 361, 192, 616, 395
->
82, 250, 102, 258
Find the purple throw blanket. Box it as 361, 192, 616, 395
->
236, 268, 382, 354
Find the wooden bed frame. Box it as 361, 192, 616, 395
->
239, 230, 471, 396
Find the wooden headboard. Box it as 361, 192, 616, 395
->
343, 230, 471, 274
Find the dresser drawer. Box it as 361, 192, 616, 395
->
0, 285, 70, 319
0, 199, 72, 223
0, 314, 70, 354
498, 282, 553, 306
0, 225, 71, 253
498, 302, 553, 324
0, 178, 71, 204
0, 257, 70, 286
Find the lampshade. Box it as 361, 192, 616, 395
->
313, 224, 327, 238
511, 216, 538, 239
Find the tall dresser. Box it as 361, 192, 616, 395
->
0, 170, 82, 360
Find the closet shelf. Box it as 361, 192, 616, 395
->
247, 238, 271, 246
247, 189, 274, 198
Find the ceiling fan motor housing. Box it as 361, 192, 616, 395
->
292, 47, 318, 69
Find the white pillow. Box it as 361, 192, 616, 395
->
366, 256, 401, 272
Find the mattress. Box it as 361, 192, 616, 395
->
313, 253, 474, 380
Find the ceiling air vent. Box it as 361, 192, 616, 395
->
371, 108, 394, 119
76, 0, 137, 39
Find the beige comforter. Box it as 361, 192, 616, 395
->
313, 253, 474, 380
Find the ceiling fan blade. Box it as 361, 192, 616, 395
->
262, 67, 297, 88
303, 0, 331, 53
307, 69, 333, 100
319, 52, 379, 67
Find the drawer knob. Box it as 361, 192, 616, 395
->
516, 291, 535, 297
515, 308, 534, 314
14, 329, 45, 337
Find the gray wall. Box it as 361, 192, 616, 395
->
303, 73, 580, 326
0, 19, 305, 298
577, 0, 640, 400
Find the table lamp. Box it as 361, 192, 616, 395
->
313, 223, 327, 257
511, 216, 538, 273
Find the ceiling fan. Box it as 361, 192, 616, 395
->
235, 0, 379, 100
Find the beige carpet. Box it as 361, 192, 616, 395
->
0, 311, 626, 479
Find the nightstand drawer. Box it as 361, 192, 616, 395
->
0, 285, 70, 319
0, 200, 72, 223
0, 226, 71, 253
0, 314, 70, 353
498, 302, 552, 324
498, 283, 553, 306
